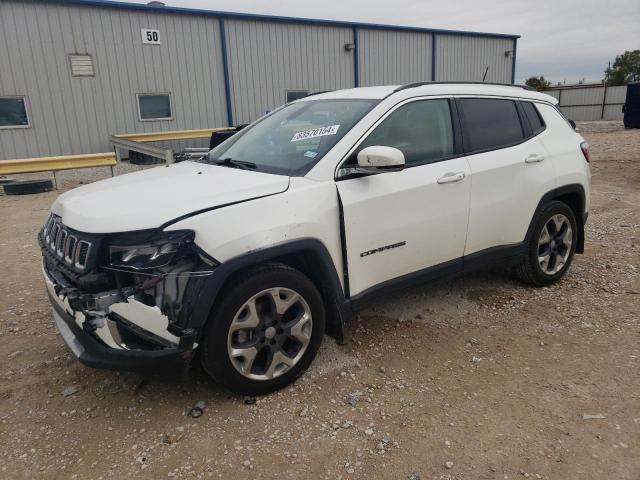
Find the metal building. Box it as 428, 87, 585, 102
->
0, 0, 519, 161
545, 83, 627, 121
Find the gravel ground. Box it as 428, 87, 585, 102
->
0, 121, 638, 479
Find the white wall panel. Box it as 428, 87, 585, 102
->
225, 19, 354, 124
435, 34, 513, 83
358, 29, 432, 87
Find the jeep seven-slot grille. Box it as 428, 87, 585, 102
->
42, 215, 92, 271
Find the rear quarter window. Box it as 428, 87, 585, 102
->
458, 98, 524, 152
521, 101, 545, 135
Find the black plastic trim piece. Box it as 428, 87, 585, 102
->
348, 243, 525, 311
350, 257, 462, 310
463, 243, 524, 271
449, 97, 465, 156
532, 183, 587, 254
517, 100, 547, 139
336, 189, 350, 298
515, 100, 533, 138
186, 238, 351, 341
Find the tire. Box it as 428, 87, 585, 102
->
3, 179, 54, 195
517, 200, 578, 286
200, 263, 325, 396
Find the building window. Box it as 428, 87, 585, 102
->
0, 96, 30, 129
286, 90, 308, 103
137, 93, 172, 121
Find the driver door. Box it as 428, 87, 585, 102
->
336, 98, 471, 297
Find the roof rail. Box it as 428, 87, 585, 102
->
394, 81, 533, 92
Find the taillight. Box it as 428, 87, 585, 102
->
580, 141, 590, 163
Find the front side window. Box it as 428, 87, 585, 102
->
459, 98, 524, 152
137, 93, 172, 121
208, 99, 378, 176
0, 96, 29, 128
358, 99, 454, 166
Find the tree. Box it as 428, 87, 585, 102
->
605, 50, 640, 86
525, 76, 551, 91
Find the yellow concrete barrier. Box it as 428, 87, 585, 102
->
113, 127, 232, 143
0, 152, 116, 175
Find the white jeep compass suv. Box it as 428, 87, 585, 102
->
40, 82, 591, 395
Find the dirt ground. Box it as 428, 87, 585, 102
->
0, 121, 638, 480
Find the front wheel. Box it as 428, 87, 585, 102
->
517, 201, 578, 286
200, 264, 325, 396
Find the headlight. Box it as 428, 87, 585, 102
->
109, 230, 195, 270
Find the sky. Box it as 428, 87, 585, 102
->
124, 0, 639, 84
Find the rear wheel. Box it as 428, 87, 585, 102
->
200, 264, 325, 395
517, 201, 578, 286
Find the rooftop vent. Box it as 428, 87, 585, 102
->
147, 1, 166, 5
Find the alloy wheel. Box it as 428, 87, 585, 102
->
537, 214, 573, 275
227, 287, 313, 381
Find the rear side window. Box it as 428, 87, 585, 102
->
359, 99, 454, 166
521, 101, 545, 135
459, 98, 524, 152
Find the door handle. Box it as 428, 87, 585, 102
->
437, 172, 465, 184
525, 153, 545, 163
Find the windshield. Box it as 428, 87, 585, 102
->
207, 99, 378, 176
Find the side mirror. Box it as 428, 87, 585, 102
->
355, 146, 405, 173
568, 119, 576, 130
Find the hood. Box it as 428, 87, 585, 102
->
52, 161, 290, 233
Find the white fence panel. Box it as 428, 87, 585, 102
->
605, 85, 627, 104
546, 84, 627, 121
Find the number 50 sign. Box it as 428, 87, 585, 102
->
141, 29, 160, 45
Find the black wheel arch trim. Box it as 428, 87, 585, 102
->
187, 238, 351, 343
531, 183, 587, 253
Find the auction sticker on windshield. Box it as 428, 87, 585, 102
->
291, 125, 340, 142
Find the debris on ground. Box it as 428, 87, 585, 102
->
61, 386, 79, 397
346, 390, 364, 406
582, 413, 607, 420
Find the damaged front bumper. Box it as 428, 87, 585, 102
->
43, 261, 199, 373
39, 220, 220, 374
48, 289, 191, 373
